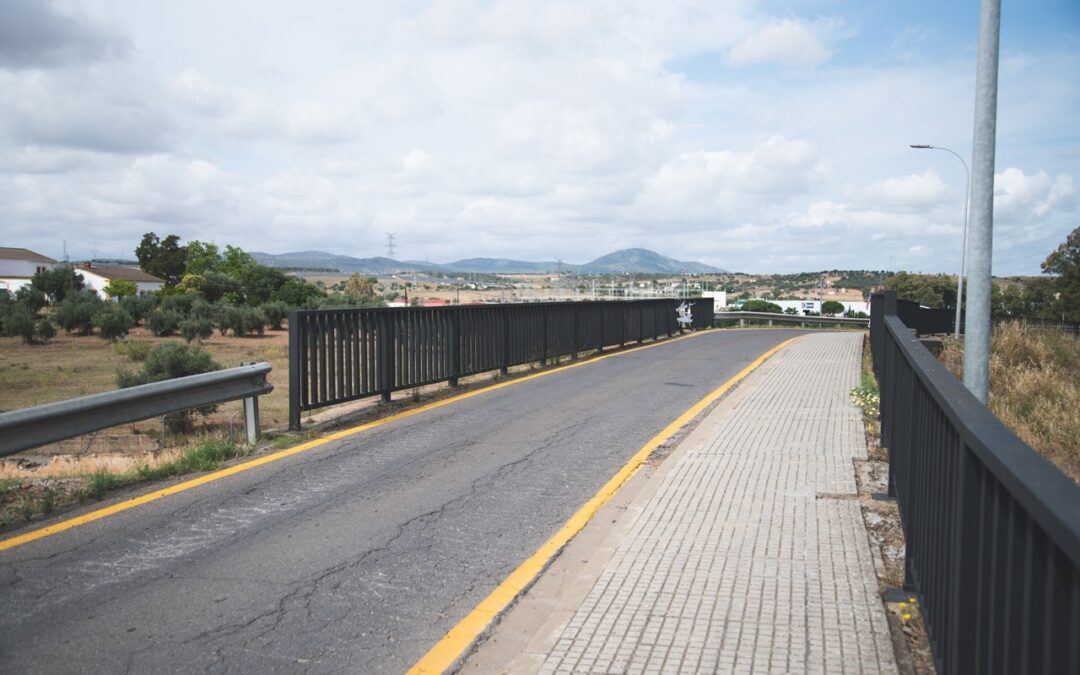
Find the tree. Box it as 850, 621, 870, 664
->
1041, 225, 1080, 322
31, 266, 84, 303
103, 278, 138, 301
136, 232, 188, 286
240, 265, 288, 305
184, 240, 222, 276
821, 300, 844, 316
342, 274, 380, 305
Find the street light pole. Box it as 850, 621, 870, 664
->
910, 144, 970, 339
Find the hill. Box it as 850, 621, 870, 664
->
580, 248, 723, 274
250, 248, 724, 275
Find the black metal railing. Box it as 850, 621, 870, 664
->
287, 298, 713, 429
870, 291, 1080, 674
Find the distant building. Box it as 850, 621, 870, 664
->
77, 263, 164, 298
0, 247, 60, 294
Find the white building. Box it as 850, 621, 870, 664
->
0, 247, 60, 295
77, 263, 164, 298
764, 299, 870, 316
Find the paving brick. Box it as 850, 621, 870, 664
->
538, 333, 897, 674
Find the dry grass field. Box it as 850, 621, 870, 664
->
0, 326, 291, 442
939, 323, 1080, 484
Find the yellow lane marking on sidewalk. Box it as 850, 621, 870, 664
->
406, 336, 800, 674
0, 329, 717, 554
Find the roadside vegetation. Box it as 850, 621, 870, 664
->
0, 439, 248, 528
938, 323, 1080, 483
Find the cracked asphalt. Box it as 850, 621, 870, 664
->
0, 329, 805, 674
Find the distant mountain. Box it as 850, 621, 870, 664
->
251, 248, 724, 275
580, 248, 723, 274
250, 251, 443, 274
444, 258, 567, 274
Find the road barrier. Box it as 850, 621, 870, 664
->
870, 291, 1080, 674
0, 363, 274, 454
287, 298, 713, 430
713, 311, 869, 329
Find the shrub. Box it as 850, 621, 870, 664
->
260, 301, 288, 330
103, 278, 138, 300
741, 299, 783, 313
94, 305, 135, 341
240, 307, 267, 336
114, 339, 152, 362
213, 304, 240, 336
2, 304, 37, 343
189, 298, 215, 321
35, 317, 56, 342
53, 291, 102, 335
147, 309, 182, 337
30, 266, 85, 303
160, 292, 196, 318
119, 294, 157, 324
117, 342, 222, 433
179, 316, 214, 344
15, 286, 48, 313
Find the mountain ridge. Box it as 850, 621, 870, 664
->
250, 248, 725, 275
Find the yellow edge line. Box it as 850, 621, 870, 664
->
0, 329, 713, 554
406, 335, 800, 675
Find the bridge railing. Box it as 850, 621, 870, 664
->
287, 298, 713, 429
870, 290, 1080, 674
713, 310, 869, 328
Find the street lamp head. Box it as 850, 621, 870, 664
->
909, 144, 933, 149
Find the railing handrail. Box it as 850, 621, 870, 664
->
883, 313, 1080, 564
287, 297, 685, 317
715, 310, 870, 325
0, 363, 273, 456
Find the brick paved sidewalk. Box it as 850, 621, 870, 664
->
538, 332, 896, 674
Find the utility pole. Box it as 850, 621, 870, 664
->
964, 0, 1001, 405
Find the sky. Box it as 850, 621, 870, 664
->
0, 1, 1077, 274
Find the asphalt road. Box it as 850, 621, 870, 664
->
0, 329, 806, 674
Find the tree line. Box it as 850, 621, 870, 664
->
0, 232, 383, 344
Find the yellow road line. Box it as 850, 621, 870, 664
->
406, 336, 800, 674
0, 329, 713, 554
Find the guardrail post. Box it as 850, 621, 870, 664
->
240, 362, 262, 444
288, 311, 302, 431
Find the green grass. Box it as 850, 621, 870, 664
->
133, 440, 247, 481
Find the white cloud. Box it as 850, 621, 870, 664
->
727, 18, 844, 68
862, 170, 950, 208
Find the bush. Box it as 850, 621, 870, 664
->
94, 305, 135, 341
2, 304, 37, 343
160, 292, 197, 318
15, 286, 48, 313
53, 291, 103, 335
179, 316, 214, 344
241, 307, 267, 336
260, 301, 288, 330
114, 339, 152, 362
35, 317, 56, 342
119, 294, 157, 323
30, 266, 84, 303
213, 304, 241, 336
189, 298, 215, 321
147, 308, 181, 336
741, 299, 783, 313
117, 342, 222, 433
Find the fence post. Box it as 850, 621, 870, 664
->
288, 311, 302, 431
380, 312, 394, 401
541, 306, 548, 363
449, 307, 461, 386
572, 303, 580, 358
501, 307, 510, 375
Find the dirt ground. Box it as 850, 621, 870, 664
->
0, 327, 291, 477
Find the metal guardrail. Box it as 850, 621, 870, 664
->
714, 311, 870, 328
287, 298, 714, 430
0, 363, 274, 455
870, 291, 1080, 674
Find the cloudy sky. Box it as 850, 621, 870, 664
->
1, 0, 1077, 273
